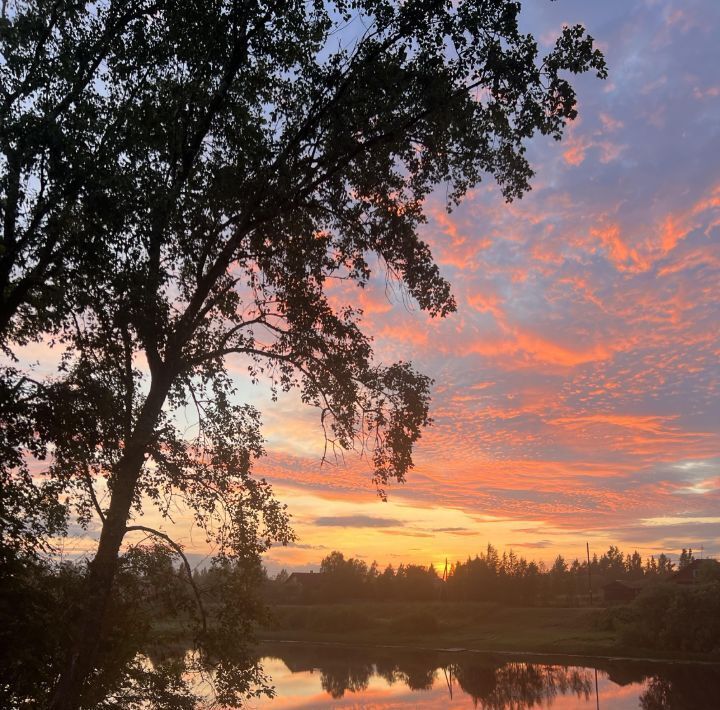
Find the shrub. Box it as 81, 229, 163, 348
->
618, 582, 720, 655
594, 604, 634, 632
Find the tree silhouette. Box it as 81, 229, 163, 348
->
1, 1, 606, 707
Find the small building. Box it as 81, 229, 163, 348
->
602, 580, 641, 604
284, 571, 326, 597
671, 558, 720, 585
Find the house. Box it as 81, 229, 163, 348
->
284, 571, 327, 597
670, 558, 720, 585
602, 580, 641, 604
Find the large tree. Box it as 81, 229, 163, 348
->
0, 0, 606, 707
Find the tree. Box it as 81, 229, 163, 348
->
1, 1, 606, 707
678, 548, 695, 569
0, 0, 137, 341
0, 370, 67, 563
644, 555, 658, 576
627, 550, 644, 580
0, 544, 204, 709
657, 553, 675, 576
550, 554, 568, 599
599, 545, 626, 581
320, 550, 369, 600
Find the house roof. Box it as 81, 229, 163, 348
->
285, 571, 326, 588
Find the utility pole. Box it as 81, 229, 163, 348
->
587, 542, 593, 606
595, 667, 600, 710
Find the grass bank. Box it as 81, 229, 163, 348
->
258, 602, 719, 663
260, 602, 616, 657
149, 601, 720, 663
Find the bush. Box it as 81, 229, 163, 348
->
594, 604, 634, 632
618, 582, 720, 655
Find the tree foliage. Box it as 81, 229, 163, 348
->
0, 0, 606, 706
274, 544, 682, 607
620, 581, 720, 655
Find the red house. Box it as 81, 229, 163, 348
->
602, 580, 641, 604
670, 559, 720, 585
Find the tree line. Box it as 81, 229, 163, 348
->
268, 545, 706, 605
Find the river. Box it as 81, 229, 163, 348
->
246, 642, 720, 709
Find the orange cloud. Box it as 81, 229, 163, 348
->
562, 139, 588, 166
590, 223, 647, 272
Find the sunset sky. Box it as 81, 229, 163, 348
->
245, 0, 720, 573
52, 1, 720, 573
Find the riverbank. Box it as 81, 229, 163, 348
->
258, 602, 718, 663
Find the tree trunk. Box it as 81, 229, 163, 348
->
49, 374, 171, 710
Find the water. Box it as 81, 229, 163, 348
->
250, 642, 720, 709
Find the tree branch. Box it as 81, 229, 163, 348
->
83, 469, 105, 524
125, 524, 207, 635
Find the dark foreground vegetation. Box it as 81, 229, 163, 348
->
1, 547, 270, 709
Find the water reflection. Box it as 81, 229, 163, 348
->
255, 642, 720, 709
454, 661, 592, 708
639, 667, 720, 710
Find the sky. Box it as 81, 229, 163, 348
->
49, 0, 720, 573
242, 0, 720, 574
